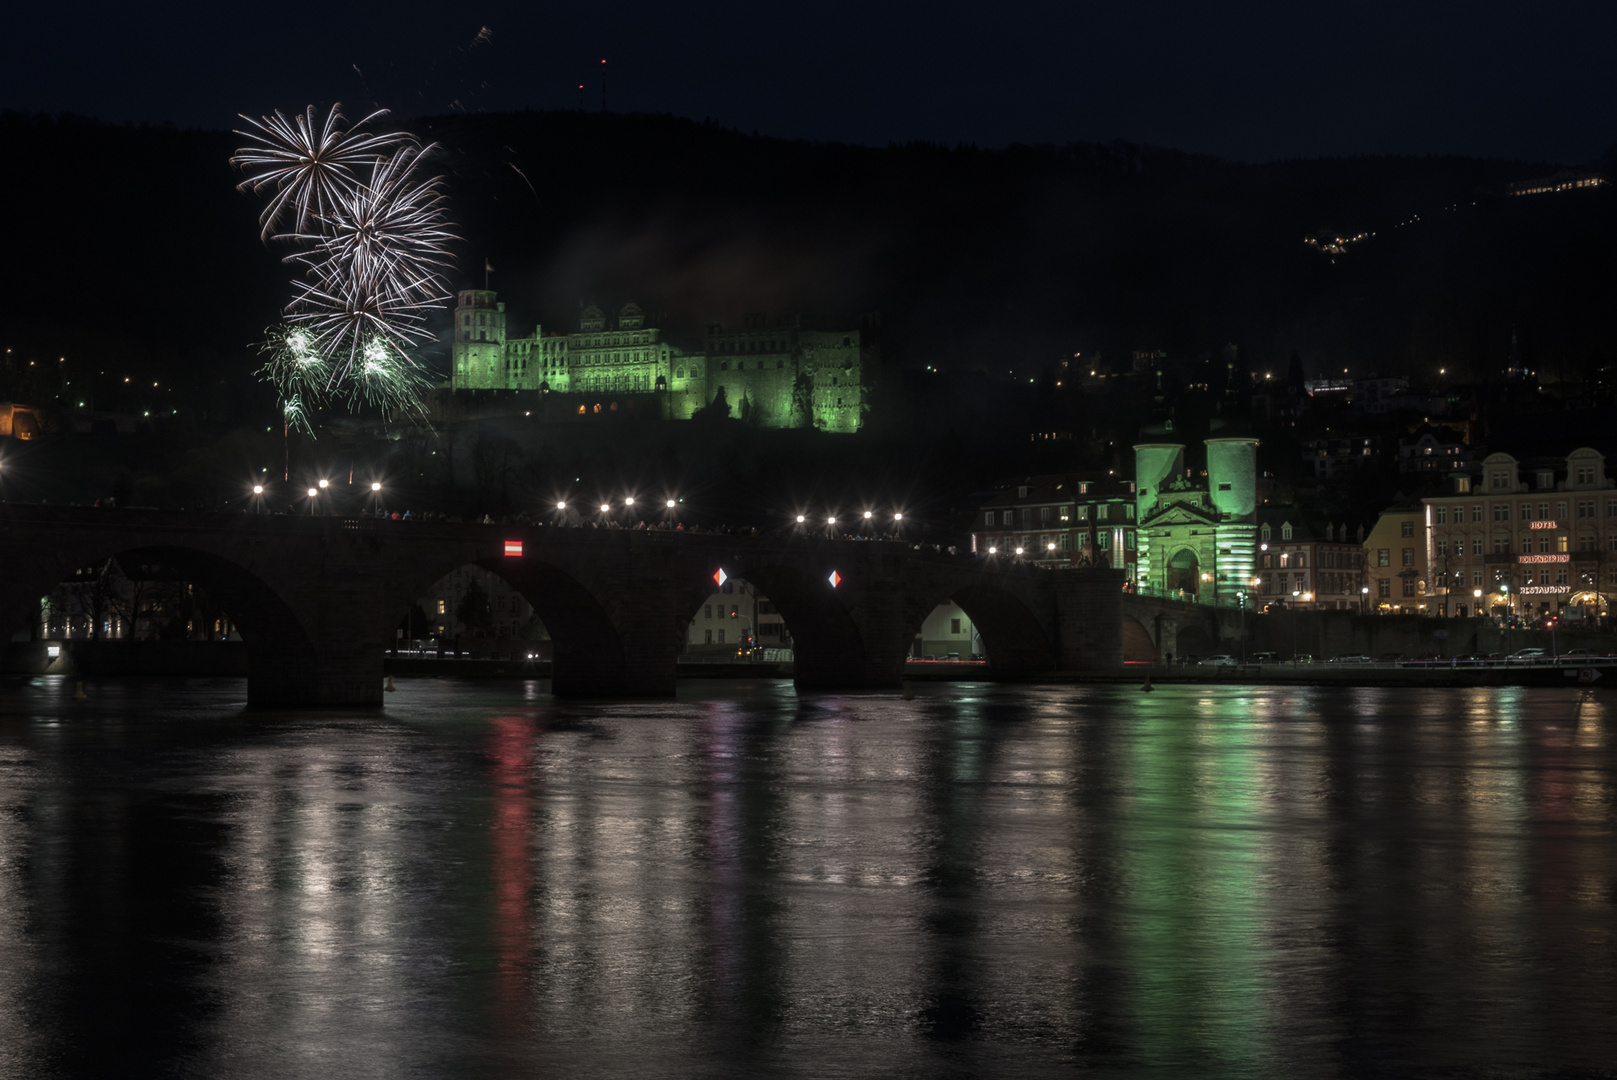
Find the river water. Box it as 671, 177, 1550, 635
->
0, 677, 1613, 1079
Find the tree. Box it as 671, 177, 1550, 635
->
693, 385, 731, 422
455, 578, 494, 638
397, 603, 432, 642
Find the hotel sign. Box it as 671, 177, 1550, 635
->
1518, 553, 1568, 564
1527, 520, 1561, 530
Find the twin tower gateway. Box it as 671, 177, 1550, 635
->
448, 289, 876, 432
1134, 428, 1260, 604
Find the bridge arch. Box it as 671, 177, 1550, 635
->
677, 560, 867, 687
905, 579, 1057, 677
385, 546, 659, 697
1122, 614, 1156, 662
0, 540, 322, 707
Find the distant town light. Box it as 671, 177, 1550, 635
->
1047, 542, 1056, 551
624, 496, 635, 506
252, 485, 264, 495
600, 503, 611, 513
864, 510, 873, 519
371, 482, 381, 492
827, 516, 836, 525
796, 514, 805, 523
557, 500, 567, 510
666, 499, 676, 508
307, 488, 317, 498
1015, 546, 1024, 555
893, 512, 903, 521
318, 479, 329, 489
988, 546, 998, 554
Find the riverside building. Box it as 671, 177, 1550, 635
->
1421, 448, 1617, 621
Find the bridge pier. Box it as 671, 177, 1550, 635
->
792, 576, 911, 691
247, 641, 385, 707
1052, 569, 1125, 669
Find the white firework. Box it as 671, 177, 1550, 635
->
235, 103, 457, 426
294, 142, 456, 307
232, 104, 411, 242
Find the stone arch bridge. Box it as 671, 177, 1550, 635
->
0, 507, 1125, 706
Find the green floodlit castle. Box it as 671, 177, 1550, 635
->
450, 290, 874, 432
1134, 422, 1259, 604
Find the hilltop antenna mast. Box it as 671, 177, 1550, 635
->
600, 58, 607, 112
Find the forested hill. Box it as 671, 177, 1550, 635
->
2, 108, 1612, 397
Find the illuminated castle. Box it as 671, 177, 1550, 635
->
450, 291, 874, 432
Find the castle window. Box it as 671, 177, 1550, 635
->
1261, 524, 1272, 541
720, 362, 729, 371
1282, 523, 1293, 540
676, 368, 685, 379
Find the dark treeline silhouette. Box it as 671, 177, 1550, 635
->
3, 108, 1612, 389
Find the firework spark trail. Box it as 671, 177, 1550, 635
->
291, 142, 457, 307
255, 324, 331, 400
235, 103, 457, 426
231, 105, 411, 242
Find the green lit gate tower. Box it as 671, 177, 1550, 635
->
1205, 436, 1259, 604
1134, 426, 1259, 603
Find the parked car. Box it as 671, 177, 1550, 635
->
1249, 651, 1279, 664
1201, 654, 1239, 666
1376, 652, 1405, 662
1329, 654, 1372, 664
1507, 648, 1549, 661
1293, 654, 1316, 664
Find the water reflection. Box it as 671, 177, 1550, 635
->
0, 677, 1613, 1077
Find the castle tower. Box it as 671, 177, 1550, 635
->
1134, 441, 1185, 520
1205, 436, 1259, 604
1133, 440, 1185, 594
1205, 437, 1258, 519
451, 289, 507, 390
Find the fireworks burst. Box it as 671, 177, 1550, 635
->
234, 103, 456, 427
231, 105, 410, 242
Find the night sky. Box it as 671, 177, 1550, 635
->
3, 0, 1613, 162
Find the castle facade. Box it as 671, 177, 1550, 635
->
450, 291, 874, 432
